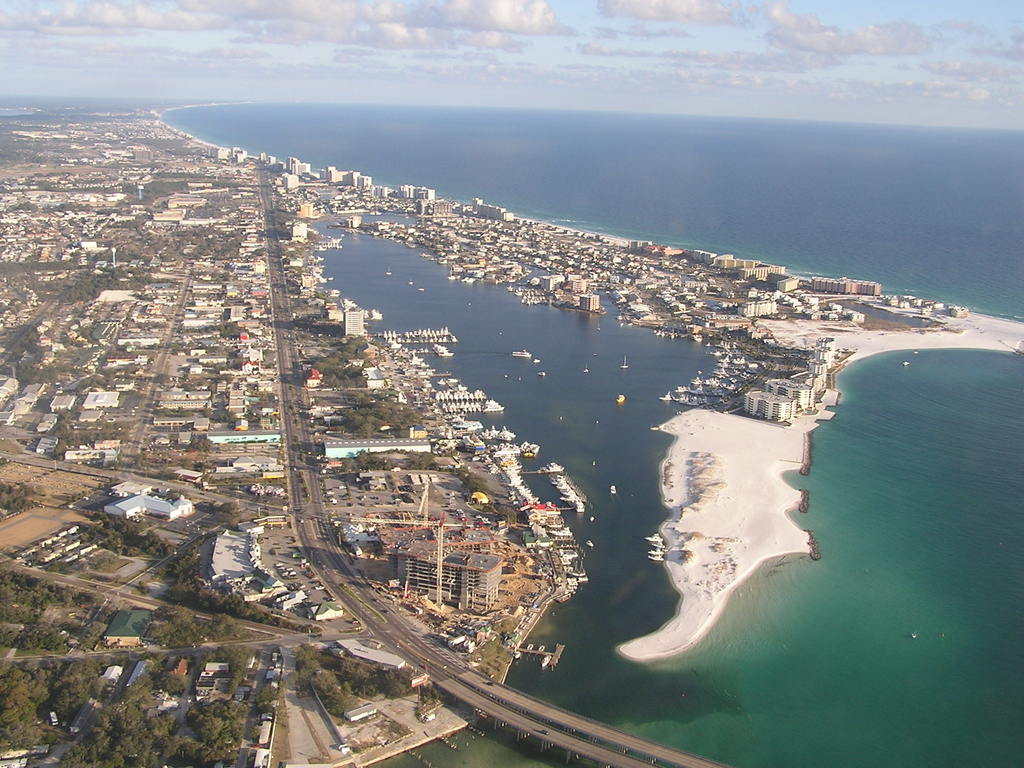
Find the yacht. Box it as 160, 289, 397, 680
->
609, 485, 617, 495
512, 350, 532, 358
620, 356, 629, 369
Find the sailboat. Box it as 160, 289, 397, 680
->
620, 356, 629, 370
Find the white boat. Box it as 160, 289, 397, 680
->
648, 553, 664, 562
512, 350, 531, 358
538, 371, 546, 377
482, 399, 504, 413
620, 356, 629, 369
645, 533, 665, 545
538, 462, 564, 474
609, 485, 617, 495
585, 540, 594, 548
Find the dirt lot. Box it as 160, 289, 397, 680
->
0, 463, 101, 550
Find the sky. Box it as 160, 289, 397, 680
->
2, 0, 1023, 128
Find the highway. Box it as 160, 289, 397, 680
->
258, 172, 730, 768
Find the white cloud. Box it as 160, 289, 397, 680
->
599, 0, 736, 26
356, 21, 453, 48
922, 59, 1021, 83
0, 1, 223, 34
764, 2, 930, 56
460, 30, 527, 52
424, 0, 570, 35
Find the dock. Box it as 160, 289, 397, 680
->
517, 643, 566, 669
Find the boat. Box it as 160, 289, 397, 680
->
645, 533, 665, 545
647, 552, 665, 562
659, 392, 672, 401
512, 350, 531, 358
538, 371, 546, 377
482, 399, 504, 413
538, 462, 564, 474
583, 367, 589, 374
609, 485, 617, 495
902, 361, 910, 366
585, 540, 594, 548
385, 269, 392, 275
620, 356, 629, 369
616, 394, 626, 405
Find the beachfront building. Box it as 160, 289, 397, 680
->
743, 390, 798, 423
343, 308, 365, 337
763, 379, 816, 411
579, 294, 601, 313
810, 276, 882, 296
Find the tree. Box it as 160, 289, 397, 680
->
186, 700, 245, 765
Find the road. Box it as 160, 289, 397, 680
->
258, 173, 730, 768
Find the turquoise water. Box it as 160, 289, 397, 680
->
162, 104, 1024, 766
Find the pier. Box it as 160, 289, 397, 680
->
517, 642, 566, 669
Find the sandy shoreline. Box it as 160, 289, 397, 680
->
620, 309, 1024, 662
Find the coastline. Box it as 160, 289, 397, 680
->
620, 310, 1024, 662
160, 105, 1024, 663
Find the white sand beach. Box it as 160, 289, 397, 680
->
618, 408, 816, 661
620, 307, 1024, 662
759, 304, 1023, 363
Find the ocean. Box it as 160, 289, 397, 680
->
166, 105, 1024, 768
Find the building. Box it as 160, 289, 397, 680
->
763, 379, 815, 411
207, 530, 261, 587
323, 437, 431, 459
103, 610, 151, 647
334, 639, 406, 670
738, 299, 778, 317
82, 391, 120, 409
810, 276, 882, 296
742, 390, 798, 423
344, 703, 379, 722
472, 198, 514, 222
578, 294, 601, 313
103, 494, 194, 521
298, 202, 316, 218
776, 276, 800, 292
207, 430, 281, 444
395, 547, 502, 612
311, 601, 345, 621
343, 308, 365, 337
291, 221, 308, 242
49, 394, 76, 412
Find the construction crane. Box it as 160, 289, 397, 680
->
342, 481, 459, 605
